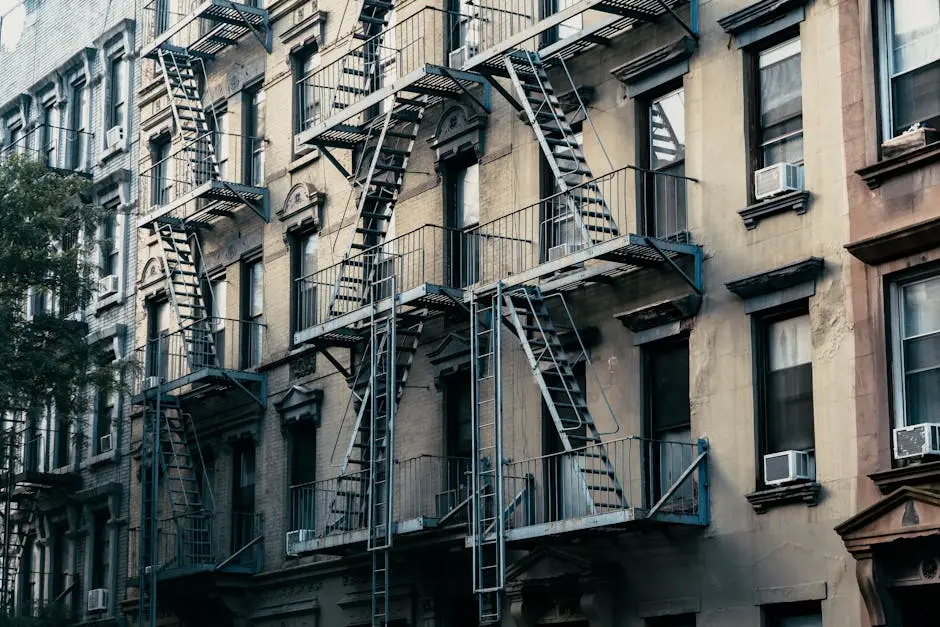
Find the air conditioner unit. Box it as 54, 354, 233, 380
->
285, 529, 316, 556
894, 423, 940, 460
435, 490, 456, 518
143, 376, 162, 390
99, 433, 113, 453
106, 126, 124, 149
763, 450, 813, 486
448, 44, 478, 69
754, 162, 802, 200
98, 274, 120, 298
87, 588, 109, 613
547, 241, 584, 262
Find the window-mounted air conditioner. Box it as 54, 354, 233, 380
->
87, 588, 109, 613
448, 44, 478, 69
894, 423, 940, 460
105, 126, 124, 149
286, 529, 317, 556
547, 241, 584, 262
763, 450, 813, 486
99, 433, 113, 454
754, 162, 802, 200
143, 376, 162, 390
98, 274, 120, 298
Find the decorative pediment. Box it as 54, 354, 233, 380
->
429, 332, 471, 366
139, 257, 165, 288
506, 546, 602, 583
836, 487, 940, 554
275, 384, 323, 427
430, 103, 487, 168
278, 182, 323, 233
85, 322, 126, 361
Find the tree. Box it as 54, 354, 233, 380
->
0, 154, 113, 422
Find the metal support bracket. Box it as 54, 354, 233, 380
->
320, 145, 353, 180
482, 73, 524, 112
221, 181, 269, 222
226, 0, 273, 52
643, 236, 703, 295
320, 346, 353, 379
439, 67, 491, 114
652, 0, 698, 40
222, 371, 267, 409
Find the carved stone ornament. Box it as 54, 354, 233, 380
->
139, 257, 165, 288
430, 103, 487, 169
278, 182, 323, 232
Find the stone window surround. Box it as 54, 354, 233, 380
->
725, 257, 825, 512
95, 178, 132, 312
94, 19, 136, 162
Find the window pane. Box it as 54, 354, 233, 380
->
891, 60, 940, 134
458, 163, 480, 227
648, 341, 690, 433
249, 263, 263, 316
902, 276, 940, 337
759, 39, 802, 166
891, 0, 940, 74
650, 88, 685, 170
301, 235, 317, 276
766, 315, 815, 453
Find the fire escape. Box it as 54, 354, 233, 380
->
292, 1, 709, 625
134, 1, 271, 625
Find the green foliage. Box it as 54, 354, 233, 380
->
0, 155, 113, 424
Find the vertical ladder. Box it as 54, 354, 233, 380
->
156, 49, 219, 186
502, 286, 626, 514
503, 51, 619, 247
471, 285, 504, 625
156, 223, 218, 372
328, 96, 427, 318
368, 290, 395, 627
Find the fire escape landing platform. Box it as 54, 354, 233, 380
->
141, 0, 271, 60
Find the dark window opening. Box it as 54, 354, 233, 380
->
443, 154, 480, 288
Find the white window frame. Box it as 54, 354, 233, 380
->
95, 20, 135, 156
890, 271, 940, 427
67, 76, 89, 171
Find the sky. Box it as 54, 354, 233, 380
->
0, 0, 25, 53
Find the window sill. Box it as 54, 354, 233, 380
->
869, 459, 940, 495
745, 481, 821, 513
82, 448, 117, 470
99, 142, 125, 164
857, 142, 940, 189
288, 146, 320, 173
95, 292, 122, 313
738, 190, 810, 230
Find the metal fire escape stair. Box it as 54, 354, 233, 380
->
503, 50, 619, 247
353, 0, 394, 41
471, 287, 505, 626
156, 223, 218, 371
328, 97, 428, 318
326, 308, 425, 536
0, 503, 34, 614
502, 286, 626, 512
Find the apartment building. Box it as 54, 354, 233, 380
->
0, 0, 139, 622
834, 1, 940, 626
129, 0, 862, 626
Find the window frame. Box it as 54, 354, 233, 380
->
207, 103, 229, 181
89, 508, 111, 591
763, 601, 822, 627
99, 200, 120, 279
888, 268, 940, 429
150, 135, 172, 207
294, 47, 321, 136
107, 52, 127, 132
68, 78, 88, 171
40, 94, 58, 168
290, 230, 318, 339
442, 154, 481, 288
752, 302, 816, 488
240, 257, 264, 368
636, 83, 687, 239
743, 29, 804, 203
243, 81, 265, 186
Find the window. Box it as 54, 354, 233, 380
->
764, 603, 821, 627
90, 509, 111, 590
40, 98, 57, 167
756, 38, 803, 170
5, 121, 22, 155
448, 0, 480, 55
644, 338, 692, 509
891, 273, 940, 427
542, 0, 582, 45
241, 260, 263, 368
208, 108, 228, 180
94, 384, 115, 455
296, 50, 321, 133
540, 121, 585, 259
756, 310, 815, 483
443, 371, 472, 508
880, 0, 940, 140
151, 136, 172, 206
50, 522, 69, 599
289, 423, 317, 530
99, 204, 119, 278
154, 0, 176, 35
208, 277, 227, 366
244, 84, 265, 186
146, 300, 171, 380
53, 410, 70, 468
108, 54, 127, 131
292, 232, 317, 334
68, 81, 87, 170
444, 159, 480, 287
642, 87, 687, 238
542, 361, 588, 521
232, 440, 256, 550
